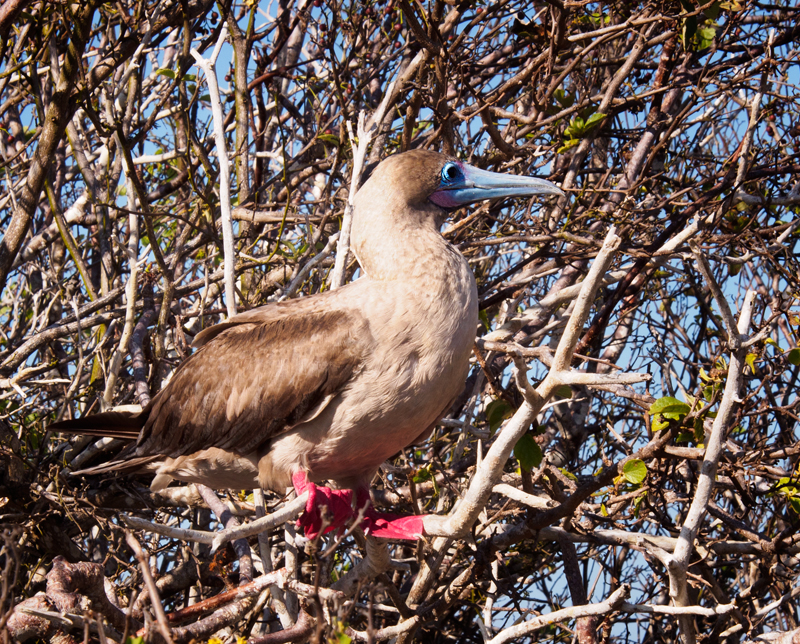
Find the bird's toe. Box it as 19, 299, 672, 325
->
363, 509, 426, 540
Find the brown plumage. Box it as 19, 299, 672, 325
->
51, 150, 563, 539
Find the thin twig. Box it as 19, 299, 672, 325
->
125, 532, 175, 644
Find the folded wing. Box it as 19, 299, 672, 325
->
53, 302, 373, 466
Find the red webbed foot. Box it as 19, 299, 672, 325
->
362, 510, 426, 540
292, 471, 357, 540
292, 473, 427, 541
356, 489, 426, 540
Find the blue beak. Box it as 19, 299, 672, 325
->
430, 162, 564, 209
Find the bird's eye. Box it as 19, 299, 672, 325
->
441, 162, 460, 184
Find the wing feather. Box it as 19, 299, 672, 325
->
133, 305, 372, 460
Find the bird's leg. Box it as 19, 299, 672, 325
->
355, 488, 426, 541
292, 471, 357, 540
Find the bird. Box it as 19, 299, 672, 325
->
50, 150, 563, 541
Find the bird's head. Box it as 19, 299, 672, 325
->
351, 151, 564, 276
360, 150, 564, 214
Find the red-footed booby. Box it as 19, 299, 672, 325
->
50, 150, 563, 540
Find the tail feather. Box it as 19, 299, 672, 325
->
71, 454, 161, 477
50, 410, 160, 479
49, 410, 147, 441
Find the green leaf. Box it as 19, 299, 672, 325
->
693, 417, 705, 443
772, 477, 800, 513
486, 399, 513, 435
554, 385, 572, 399
479, 308, 491, 331
331, 634, 352, 644
652, 416, 670, 432
728, 261, 743, 276
554, 89, 574, 108
126, 638, 145, 644
514, 434, 543, 472
633, 490, 647, 516
559, 468, 578, 482
557, 138, 580, 154
155, 68, 175, 79
317, 133, 341, 146
583, 112, 607, 129
697, 25, 717, 50
772, 478, 799, 497
412, 467, 432, 484
622, 459, 647, 485
774, 477, 793, 491
788, 348, 800, 366
563, 117, 584, 140
648, 396, 691, 420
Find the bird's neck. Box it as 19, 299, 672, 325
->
351, 192, 456, 282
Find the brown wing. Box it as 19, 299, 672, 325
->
133, 305, 373, 459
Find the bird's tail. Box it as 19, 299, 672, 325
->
70, 454, 161, 477
49, 408, 158, 476
49, 408, 147, 441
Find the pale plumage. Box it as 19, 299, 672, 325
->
51, 150, 563, 539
